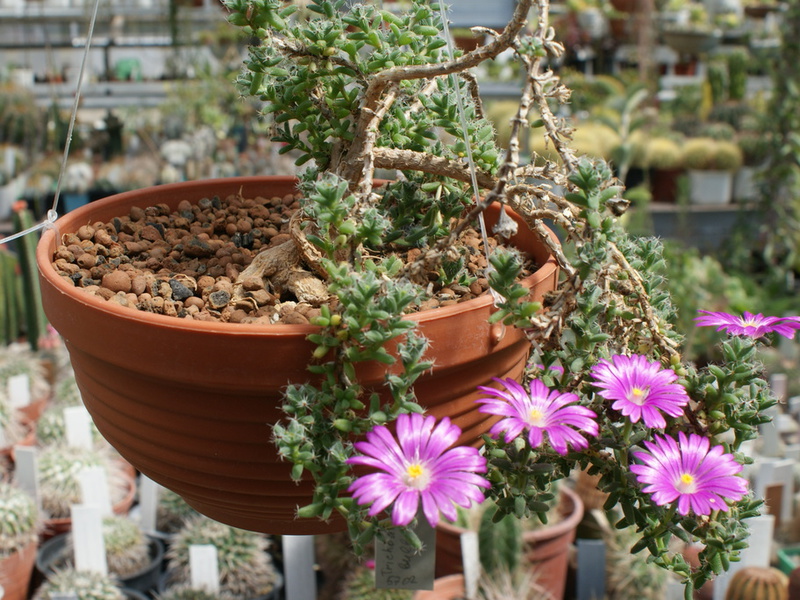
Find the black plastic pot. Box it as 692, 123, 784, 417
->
36, 532, 165, 594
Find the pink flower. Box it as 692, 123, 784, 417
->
476, 378, 598, 455
695, 310, 800, 339
346, 413, 489, 527
631, 432, 748, 516
590, 354, 690, 428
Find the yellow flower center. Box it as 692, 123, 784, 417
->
403, 462, 430, 489
529, 408, 544, 424
628, 386, 649, 405
407, 464, 423, 479
676, 472, 696, 493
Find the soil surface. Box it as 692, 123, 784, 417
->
49, 191, 523, 325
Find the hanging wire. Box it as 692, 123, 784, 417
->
436, 0, 490, 256
1, 0, 102, 246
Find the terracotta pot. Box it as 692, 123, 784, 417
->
0, 540, 37, 600
36, 176, 560, 535
413, 574, 465, 600
435, 486, 583, 600
650, 168, 684, 204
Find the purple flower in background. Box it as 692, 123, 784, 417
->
347, 413, 489, 527
631, 432, 748, 515
695, 310, 800, 339
476, 378, 598, 455
590, 354, 689, 428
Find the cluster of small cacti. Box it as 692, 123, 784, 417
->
0, 480, 38, 556
166, 515, 280, 598
157, 487, 200, 535
725, 567, 788, 600
33, 567, 124, 600
37, 443, 131, 519
337, 565, 413, 600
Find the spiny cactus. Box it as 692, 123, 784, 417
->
477, 503, 522, 578
34, 567, 124, 600
157, 487, 200, 535
166, 516, 280, 598
605, 520, 668, 600
0, 480, 38, 556
725, 567, 788, 600
156, 584, 236, 600
0, 341, 52, 401
53, 375, 82, 407
0, 387, 27, 448
102, 515, 150, 577
37, 443, 132, 519
337, 565, 413, 600
11, 205, 48, 351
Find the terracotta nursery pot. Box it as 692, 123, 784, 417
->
36, 176, 560, 535
413, 574, 465, 600
0, 540, 37, 600
434, 486, 584, 600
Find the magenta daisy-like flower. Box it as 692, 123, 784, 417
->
590, 354, 689, 428
346, 413, 489, 527
695, 310, 800, 339
475, 378, 598, 455
631, 432, 748, 515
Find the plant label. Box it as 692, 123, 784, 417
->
190, 544, 220, 594
64, 406, 93, 449
137, 475, 160, 534
282, 535, 316, 600
576, 539, 606, 600
7, 374, 30, 408
71, 504, 108, 575
78, 465, 112, 516
13, 446, 40, 510
460, 530, 479, 599
375, 515, 435, 590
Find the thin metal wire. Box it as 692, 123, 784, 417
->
435, 0, 491, 259
1, 0, 102, 246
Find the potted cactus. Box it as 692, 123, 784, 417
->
36, 515, 166, 595
37, 443, 137, 538
0, 480, 40, 600
33, 567, 144, 600
682, 137, 744, 204
160, 516, 282, 599
338, 563, 413, 600
644, 135, 685, 203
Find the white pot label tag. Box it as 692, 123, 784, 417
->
8, 374, 30, 408
460, 530, 480, 599
375, 515, 435, 590
190, 544, 220, 594
137, 475, 160, 534
13, 446, 40, 511
71, 504, 108, 575
64, 406, 93, 449
78, 465, 112, 516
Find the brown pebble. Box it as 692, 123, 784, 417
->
283, 312, 310, 325
469, 281, 483, 296
77, 254, 97, 269
101, 271, 132, 293
184, 296, 205, 310
77, 225, 95, 241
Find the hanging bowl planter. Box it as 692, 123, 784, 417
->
37, 176, 560, 535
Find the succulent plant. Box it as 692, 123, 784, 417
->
33, 567, 124, 600
0, 344, 52, 402
682, 137, 743, 171
101, 515, 151, 578
725, 567, 788, 600
604, 521, 668, 600
37, 443, 132, 519
338, 564, 413, 600
166, 516, 280, 599
0, 480, 38, 556
157, 487, 200, 535
644, 136, 684, 171
157, 584, 236, 600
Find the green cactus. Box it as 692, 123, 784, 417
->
34, 567, 125, 600
157, 488, 200, 535
37, 444, 132, 519
477, 503, 522, 578
0, 480, 38, 556
727, 50, 748, 102
724, 567, 788, 600
11, 205, 48, 351
605, 522, 668, 600
101, 515, 151, 578
0, 248, 21, 346
156, 585, 237, 600
166, 516, 280, 599
338, 565, 413, 600
0, 345, 52, 402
